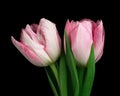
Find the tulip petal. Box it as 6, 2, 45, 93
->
64, 20, 79, 52
37, 18, 61, 61
12, 35, 52, 66
80, 19, 97, 30
24, 25, 41, 43
71, 23, 93, 66
25, 24, 45, 45
80, 19, 93, 36
65, 20, 72, 36
11, 36, 43, 66
93, 20, 104, 62
21, 30, 52, 64
65, 20, 79, 37
30, 24, 38, 33
20, 29, 40, 49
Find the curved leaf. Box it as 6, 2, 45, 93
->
65, 30, 79, 96
59, 53, 68, 96
45, 64, 60, 96
80, 44, 95, 96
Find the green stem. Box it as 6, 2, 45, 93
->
45, 68, 59, 96
80, 44, 95, 96
59, 53, 68, 96
77, 67, 85, 95
49, 63, 59, 87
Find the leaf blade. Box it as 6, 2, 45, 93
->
80, 44, 95, 96
59, 53, 68, 96
65, 30, 79, 96
45, 67, 59, 96
77, 67, 85, 95
50, 64, 59, 86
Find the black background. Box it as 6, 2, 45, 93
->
1, 1, 119, 96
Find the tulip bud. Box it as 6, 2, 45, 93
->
11, 18, 61, 67
65, 19, 104, 66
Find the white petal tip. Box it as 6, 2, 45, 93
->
11, 36, 15, 43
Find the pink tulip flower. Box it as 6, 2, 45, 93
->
11, 18, 61, 67
65, 19, 104, 66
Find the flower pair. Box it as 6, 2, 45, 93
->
11, 18, 104, 67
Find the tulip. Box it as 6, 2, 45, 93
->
11, 18, 61, 67
65, 19, 104, 66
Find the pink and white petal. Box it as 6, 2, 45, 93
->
93, 20, 104, 62
20, 29, 35, 48
65, 19, 72, 35
25, 39, 53, 66
71, 20, 79, 30
20, 30, 52, 65
64, 20, 79, 53
27, 24, 45, 45
64, 20, 71, 52
35, 21, 46, 44
11, 36, 44, 66
70, 25, 79, 46
80, 19, 93, 36
30, 24, 38, 33
38, 18, 61, 61
21, 29, 44, 50
71, 24, 93, 66
65, 20, 79, 36
22, 25, 53, 64
36, 28, 46, 45
42, 26, 61, 61
32, 44, 53, 66
24, 25, 40, 43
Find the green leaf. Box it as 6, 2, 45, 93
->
45, 64, 60, 96
59, 53, 68, 96
80, 44, 95, 96
77, 67, 85, 95
50, 64, 59, 86
64, 30, 79, 96
45, 68, 59, 96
